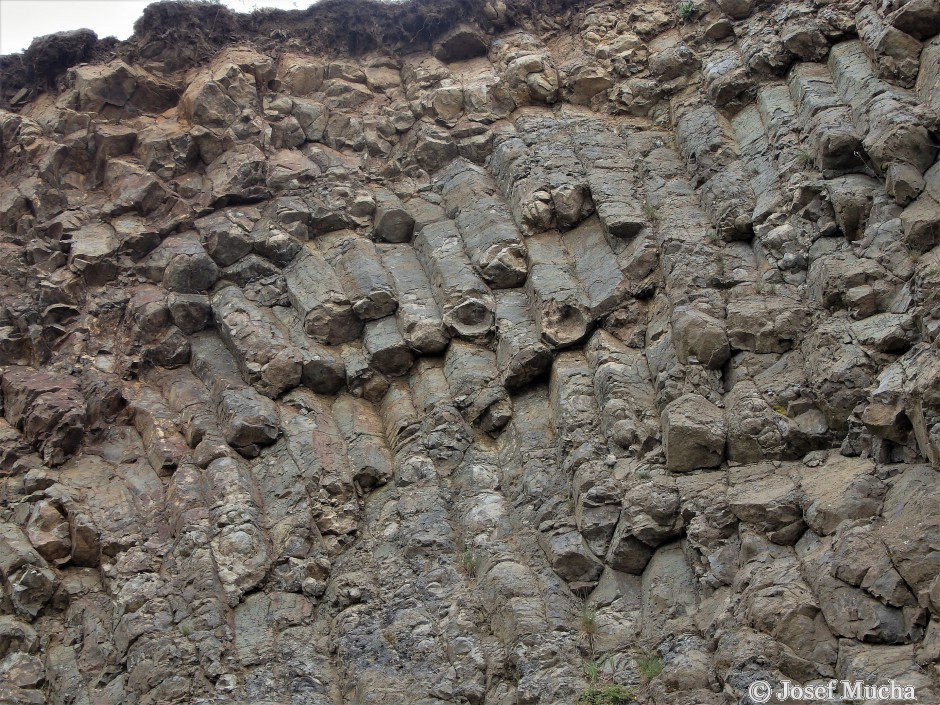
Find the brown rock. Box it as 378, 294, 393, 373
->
1, 367, 86, 466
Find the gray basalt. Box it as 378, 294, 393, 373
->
376, 243, 450, 354
211, 284, 303, 398
1, 2, 940, 704
438, 159, 529, 288
284, 242, 363, 345
524, 231, 592, 348
317, 229, 398, 321
413, 220, 495, 342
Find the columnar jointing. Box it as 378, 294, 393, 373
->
1, 1, 939, 704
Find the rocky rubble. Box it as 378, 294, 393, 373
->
1, 0, 940, 704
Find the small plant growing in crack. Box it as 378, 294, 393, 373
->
572, 582, 595, 603
577, 603, 602, 662
635, 652, 663, 681
565, 488, 577, 515
582, 657, 602, 683
796, 149, 814, 168
578, 638, 630, 703
678, 1, 696, 22
772, 404, 788, 416
578, 604, 600, 643
582, 654, 616, 682
635, 468, 652, 480
460, 545, 483, 580
926, 264, 940, 277
579, 685, 635, 705
909, 246, 924, 262
642, 203, 659, 222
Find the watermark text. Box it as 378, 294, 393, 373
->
747, 679, 917, 703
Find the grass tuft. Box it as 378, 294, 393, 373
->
796, 149, 814, 167
636, 653, 663, 681
460, 546, 483, 580
579, 604, 599, 638
582, 657, 601, 683
579, 685, 636, 704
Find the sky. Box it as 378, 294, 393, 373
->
0, 0, 313, 55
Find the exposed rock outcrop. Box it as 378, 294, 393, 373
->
1, 1, 939, 704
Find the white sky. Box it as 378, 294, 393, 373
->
0, 0, 313, 55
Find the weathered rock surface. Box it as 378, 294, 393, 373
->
1, 1, 939, 704
1, 367, 86, 466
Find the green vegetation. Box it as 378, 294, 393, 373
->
772, 404, 788, 416
579, 685, 636, 704
565, 490, 577, 514
577, 614, 634, 703
460, 546, 483, 580
796, 149, 814, 167
579, 605, 599, 639
636, 653, 663, 681
909, 246, 924, 262
926, 264, 940, 277
678, 1, 696, 22
577, 602, 601, 658
582, 657, 602, 683
635, 468, 651, 480
642, 203, 659, 222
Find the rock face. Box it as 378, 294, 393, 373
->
1, 1, 940, 704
